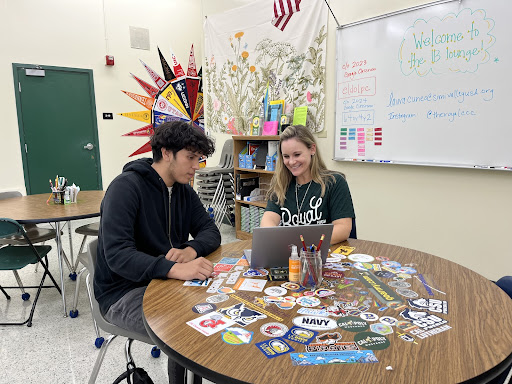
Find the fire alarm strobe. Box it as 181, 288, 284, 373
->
106, 55, 115, 66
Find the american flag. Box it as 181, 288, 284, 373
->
271, 0, 301, 31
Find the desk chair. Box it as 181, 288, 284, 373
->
0, 218, 61, 327
85, 239, 161, 383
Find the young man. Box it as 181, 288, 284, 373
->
94, 121, 221, 383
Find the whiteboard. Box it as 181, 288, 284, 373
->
334, 0, 512, 170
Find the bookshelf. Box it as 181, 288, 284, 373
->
233, 135, 279, 240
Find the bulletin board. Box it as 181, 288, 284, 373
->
334, 0, 512, 169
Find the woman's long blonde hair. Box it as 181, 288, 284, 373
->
267, 125, 341, 206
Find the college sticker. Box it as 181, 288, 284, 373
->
221, 327, 253, 345
354, 331, 390, 350
260, 322, 288, 337
255, 338, 294, 359
283, 326, 318, 345
293, 316, 338, 331
348, 254, 375, 263
337, 316, 369, 332
206, 294, 229, 304
192, 303, 217, 315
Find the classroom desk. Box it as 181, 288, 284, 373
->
143, 239, 512, 384
0, 190, 104, 316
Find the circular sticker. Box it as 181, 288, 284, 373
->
264, 286, 287, 296
276, 301, 296, 310
284, 296, 296, 302
303, 290, 316, 297
354, 331, 390, 350
396, 288, 418, 298
326, 256, 342, 263
192, 303, 217, 315
296, 296, 321, 307
315, 289, 335, 298
388, 281, 411, 288
290, 292, 303, 298
293, 316, 338, 330
374, 271, 395, 279
395, 267, 417, 275
360, 312, 380, 322
337, 316, 369, 332
348, 254, 375, 263
397, 273, 412, 279
281, 282, 300, 291
381, 261, 401, 269
379, 316, 398, 326
369, 323, 394, 336
376, 256, 390, 261
260, 322, 288, 337
323, 270, 345, 279
353, 262, 371, 271
206, 294, 229, 304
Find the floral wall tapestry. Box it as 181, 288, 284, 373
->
204, 0, 328, 135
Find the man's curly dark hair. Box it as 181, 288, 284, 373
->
150, 121, 215, 162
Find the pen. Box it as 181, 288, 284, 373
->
379, 160, 392, 163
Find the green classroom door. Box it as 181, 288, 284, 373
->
13, 64, 102, 195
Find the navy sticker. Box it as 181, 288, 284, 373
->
407, 298, 448, 314
283, 326, 318, 345
255, 338, 294, 358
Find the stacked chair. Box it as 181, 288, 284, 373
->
195, 139, 235, 228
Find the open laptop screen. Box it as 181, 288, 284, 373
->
249, 224, 333, 268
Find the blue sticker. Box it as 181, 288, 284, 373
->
255, 338, 295, 358
290, 350, 378, 365
381, 261, 401, 269
283, 326, 318, 345
218, 257, 240, 265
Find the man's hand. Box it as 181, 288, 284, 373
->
165, 246, 197, 263
166, 257, 213, 281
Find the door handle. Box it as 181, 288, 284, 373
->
84, 143, 94, 150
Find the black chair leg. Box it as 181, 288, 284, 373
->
0, 284, 11, 300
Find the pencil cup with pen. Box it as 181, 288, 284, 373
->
299, 250, 323, 290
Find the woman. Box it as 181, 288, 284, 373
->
260, 125, 355, 244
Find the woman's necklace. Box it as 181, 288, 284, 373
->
295, 180, 312, 215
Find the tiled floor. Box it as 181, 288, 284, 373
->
0, 218, 237, 384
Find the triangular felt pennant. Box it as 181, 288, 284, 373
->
159, 85, 189, 118
139, 60, 167, 90
187, 44, 198, 77
170, 51, 186, 78
185, 77, 200, 117
198, 67, 203, 93
118, 110, 151, 123
129, 141, 152, 157
122, 124, 154, 137
130, 73, 160, 98
171, 78, 192, 118
158, 47, 176, 81
153, 111, 187, 128
193, 92, 203, 121
154, 95, 189, 120
122, 91, 155, 110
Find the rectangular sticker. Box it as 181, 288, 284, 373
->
283, 326, 318, 345
186, 312, 235, 336
233, 278, 266, 292
256, 338, 295, 359
290, 350, 378, 365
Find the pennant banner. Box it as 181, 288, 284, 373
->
153, 111, 187, 128
171, 78, 192, 118
187, 44, 198, 77
193, 92, 204, 121
170, 51, 186, 78
130, 73, 160, 98
154, 95, 189, 120
272, 0, 301, 31
158, 47, 176, 81
185, 77, 200, 117
129, 141, 152, 157
119, 110, 151, 123
140, 60, 167, 90
122, 91, 155, 110
122, 124, 154, 137
159, 85, 189, 118
204, 0, 327, 134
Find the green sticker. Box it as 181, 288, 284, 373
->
354, 331, 390, 350
336, 316, 369, 332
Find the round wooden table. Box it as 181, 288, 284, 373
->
143, 239, 512, 384
0, 190, 104, 316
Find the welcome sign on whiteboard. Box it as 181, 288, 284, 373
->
334, 0, 511, 169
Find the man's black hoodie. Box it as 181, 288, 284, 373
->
94, 158, 221, 315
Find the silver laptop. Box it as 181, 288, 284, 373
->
248, 224, 334, 268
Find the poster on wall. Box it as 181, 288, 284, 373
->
204, 0, 328, 136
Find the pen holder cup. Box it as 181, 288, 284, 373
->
299, 250, 323, 290
53, 191, 65, 205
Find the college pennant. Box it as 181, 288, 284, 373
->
129, 141, 152, 157
171, 78, 192, 118
121, 90, 155, 110
118, 110, 151, 123
158, 46, 176, 81
130, 73, 160, 98
170, 50, 186, 78
122, 124, 154, 137
185, 77, 200, 116
139, 59, 167, 90
154, 95, 189, 120
187, 44, 198, 77
159, 85, 190, 118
